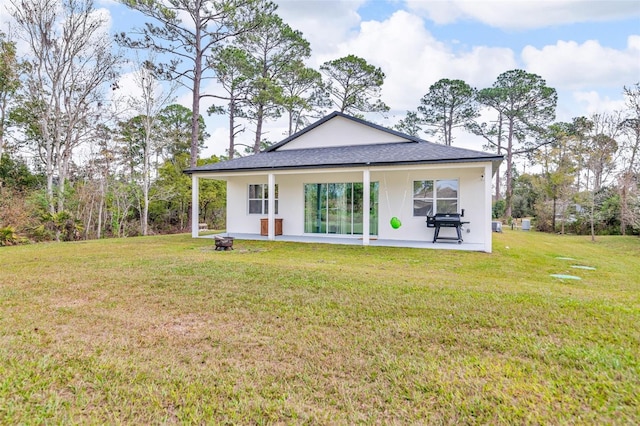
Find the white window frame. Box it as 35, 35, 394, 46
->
412, 179, 459, 216
248, 184, 278, 215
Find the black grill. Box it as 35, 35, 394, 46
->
426, 213, 469, 244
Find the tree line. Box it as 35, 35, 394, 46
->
0, 0, 638, 245
395, 76, 639, 238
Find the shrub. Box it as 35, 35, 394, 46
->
0, 226, 17, 246
492, 200, 506, 219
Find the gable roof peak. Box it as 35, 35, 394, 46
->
265, 111, 423, 152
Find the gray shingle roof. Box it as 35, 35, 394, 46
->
185, 112, 503, 174
186, 141, 502, 174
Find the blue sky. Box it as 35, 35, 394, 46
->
3, 0, 640, 155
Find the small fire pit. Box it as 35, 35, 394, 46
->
214, 236, 234, 251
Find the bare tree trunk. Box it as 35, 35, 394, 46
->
84, 186, 94, 240
229, 102, 236, 159
190, 5, 203, 170
504, 119, 515, 219
97, 176, 105, 239
288, 109, 294, 137
254, 105, 264, 153
494, 113, 504, 202
142, 162, 149, 235
620, 181, 627, 236
590, 196, 596, 242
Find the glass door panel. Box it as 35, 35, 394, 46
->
328, 183, 352, 234
369, 182, 379, 236
304, 182, 378, 236
304, 184, 327, 233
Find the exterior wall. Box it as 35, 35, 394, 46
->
226, 171, 363, 236
372, 167, 487, 244
276, 116, 409, 151
225, 164, 491, 249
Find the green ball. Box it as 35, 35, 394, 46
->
390, 217, 401, 229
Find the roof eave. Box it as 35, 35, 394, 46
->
186, 156, 504, 175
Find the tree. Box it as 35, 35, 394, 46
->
279, 60, 324, 136
583, 113, 621, 192
208, 46, 253, 158
0, 32, 22, 172
468, 69, 557, 218
417, 78, 478, 146
157, 104, 207, 162
0, 153, 42, 192
78, 123, 116, 239
581, 113, 620, 241
617, 171, 639, 236
620, 83, 640, 175
534, 122, 579, 233
619, 83, 640, 235
394, 111, 423, 137
117, 116, 146, 183
511, 173, 538, 219
151, 153, 192, 230
117, 0, 276, 168
126, 59, 175, 235
237, 13, 311, 153
11, 0, 121, 219
320, 54, 389, 116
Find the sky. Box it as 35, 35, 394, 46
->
2, 0, 640, 157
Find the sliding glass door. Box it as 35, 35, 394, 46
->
304, 182, 378, 235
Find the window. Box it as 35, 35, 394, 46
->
248, 184, 278, 214
413, 179, 458, 216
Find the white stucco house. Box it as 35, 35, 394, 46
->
185, 112, 503, 252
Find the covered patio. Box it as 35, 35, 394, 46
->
186, 112, 502, 253
199, 232, 486, 252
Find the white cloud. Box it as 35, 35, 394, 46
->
521, 37, 640, 90
320, 10, 517, 111
274, 0, 365, 56
405, 0, 640, 30
573, 90, 627, 117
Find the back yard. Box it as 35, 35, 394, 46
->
1, 231, 638, 424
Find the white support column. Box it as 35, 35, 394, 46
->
363, 169, 370, 246
191, 174, 199, 238
484, 164, 493, 253
268, 173, 276, 241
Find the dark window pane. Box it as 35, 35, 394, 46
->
413, 200, 434, 217
263, 200, 279, 214
249, 184, 261, 199
249, 200, 262, 214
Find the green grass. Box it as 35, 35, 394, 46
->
1, 231, 638, 424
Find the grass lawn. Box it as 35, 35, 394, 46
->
1, 230, 639, 424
